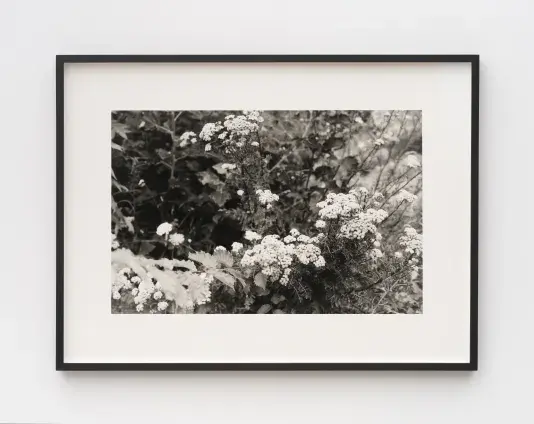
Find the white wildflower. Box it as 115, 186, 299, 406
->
153, 291, 163, 300
397, 189, 417, 204
205, 143, 212, 152
244, 230, 262, 242
256, 189, 279, 205
283, 235, 296, 244
317, 192, 361, 220
199, 122, 222, 141
136, 304, 144, 312
157, 301, 169, 311
231, 242, 243, 253
156, 222, 173, 236
180, 131, 196, 142
138, 179, 146, 187
112, 291, 121, 300
214, 246, 227, 253
237, 189, 244, 196
399, 226, 423, 257
169, 233, 185, 246
315, 220, 326, 229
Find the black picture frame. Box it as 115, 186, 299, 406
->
56, 54, 479, 371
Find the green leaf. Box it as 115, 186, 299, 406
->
209, 270, 235, 289
214, 250, 234, 268
257, 304, 272, 314
189, 251, 218, 269
254, 272, 268, 289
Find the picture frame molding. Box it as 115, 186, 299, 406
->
56, 54, 479, 371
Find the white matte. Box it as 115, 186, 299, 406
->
63, 62, 472, 364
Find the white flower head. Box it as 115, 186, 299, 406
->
214, 246, 227, 253
157, 301, 169, 311
169, 233, 185, 246
237, 189, 244, 196
153, 291, 163, 300
199, 122, 223, 141
315, 220, 326, 229
205, 143, 212, 152
244, 230, 262, 242
156, 222, 173, 236
231, 242, 243, 253
397, 189, 417, 204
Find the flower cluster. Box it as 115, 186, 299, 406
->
244, 230, 262, 241
316, 192, 361, 220
197, 111, 263, 152
399, 226, 422, 257
240, 229, 325, 285
156, 222, 186, 247
256, 189, 279, 208
199, 122, 223, 142
179, 131, 197, 147
397, 189, 417, 204
338, 208, 388, 240
223, 112, 261, 137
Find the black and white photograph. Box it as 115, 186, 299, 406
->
111, 110, 423, 314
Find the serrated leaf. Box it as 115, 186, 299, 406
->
173, 260, 197, 272
209, 270, 235, 289
254, 272, 268, 289
189, 251, 218, 269
149, 267, 189, 308
257, 304, 272, 314
214, 250, 234, 267
111, 248, 148, 280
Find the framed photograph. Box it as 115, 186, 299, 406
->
57, 55, 478, 371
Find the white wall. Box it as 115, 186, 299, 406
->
1, 0, 532, 422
